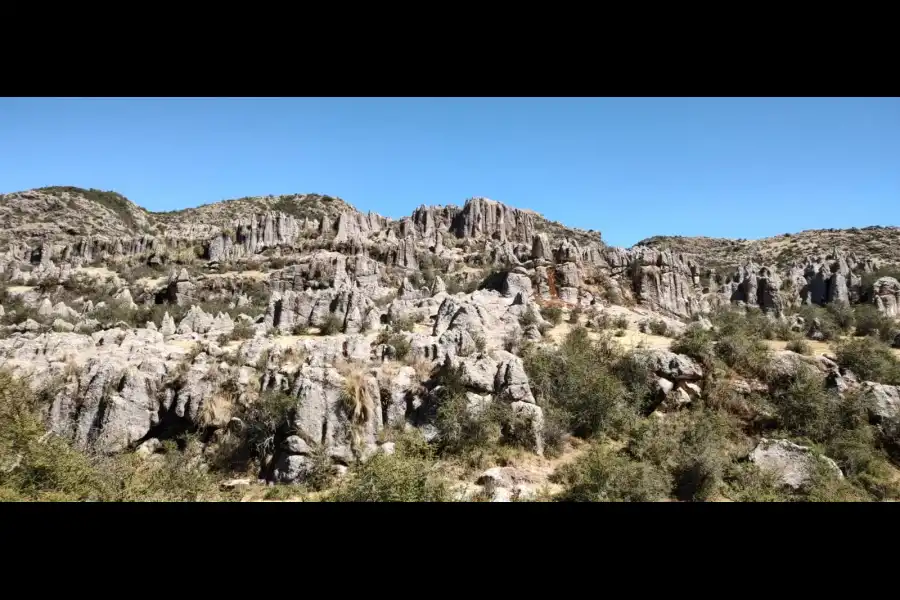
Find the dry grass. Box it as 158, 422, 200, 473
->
337, 363, 375, 453
198, 393, 234, 428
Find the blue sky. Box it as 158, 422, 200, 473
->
1, 97, 897, 247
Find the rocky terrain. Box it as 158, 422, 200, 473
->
1, 186, 899, 502
637, 226, 900, 271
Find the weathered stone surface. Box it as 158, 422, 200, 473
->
500, 271, 533, 299
451, 197, 535, 243
634, 349, 703, 381
860, 382, 900, 425
749, 438, 843, 489
872, 276, 900, 317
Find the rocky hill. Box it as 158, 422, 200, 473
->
1, 185, 899, 502
637, 226, 900, 270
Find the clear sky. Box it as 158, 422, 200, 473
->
1, 97, 897, 247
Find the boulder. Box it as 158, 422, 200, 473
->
749, 438, 843, 490
634, 349, 703, 381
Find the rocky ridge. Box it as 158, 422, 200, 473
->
1, 185, 899, 495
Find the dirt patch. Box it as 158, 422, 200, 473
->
204, 270, 269, 281
6, 285, 35, 294
75, 266, 117, 279
546, 321, 674, 351
765, 338, 900, 360
765, 339, 833, 356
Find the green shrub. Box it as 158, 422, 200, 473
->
714, 333, 771, 378
860, 266, 900, 301
292, 323, 310, 336
319, 315, 344, 336
224, 320, 255, 342
825, 424, 900, 500
854, 304, 896, 342
613, 315, 630, 330
434, 386, 503, 456
523, 327, 636, 439
540, 306, 564, 326
303, 445, 340, 492
713, 308, 778, 340
328, 430, 451, 502
551, 444, 669, 502
834, 337, 900, 384
826, 302, 855, 333
390, 315, 416, 332
519, 307, 539, 328
374, 329, 411, 361
723, 463, 790, 502
768, 369, 854, 443
237, 392, 296, 466
648, 319, 669, 336
671, 326, 716, 365
539, 405, 570, 459
798, 305, 839, 341
625, 408, 739, 501
800, 459, 871, 502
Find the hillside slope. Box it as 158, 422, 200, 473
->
636, 226, 900, 269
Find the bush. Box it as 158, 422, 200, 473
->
723, 463, 790, 502
551, 444, 669, 502
834, 337, 900, 384
797, 305, 839, 341
374, 329, 411, 361
519, 307, 540, 328
854, 305, 896, 342
319, 315, 344, 336
714, 333, 771, 378
390, 315, 417, 332
860, 266, 900, 301
523, 327, 636, 439
671, 326, 715, 365
785, 339, 812, 355
292, 323, 310, 336
613, 315, 629, 330
434, 385, 504, 457
826, 302, 855, 333
768, 369, 850, 443
224, 320, 255, 342
237, 392, 296, 467
625, 408, 739, 501
825, 424, 900, 500
540, 306, 564, 326
328, 431, 451, 502
569, 305, 583, 324
648, 320, 668, 336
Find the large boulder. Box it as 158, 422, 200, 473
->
749, 438, 843, 489
860, 382, 900, 426
633, 349, 703, 381
872, 276, 900, 317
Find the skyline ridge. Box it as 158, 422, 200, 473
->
2, 183, 896, 251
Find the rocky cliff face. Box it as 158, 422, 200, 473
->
1, 185, 898, 488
